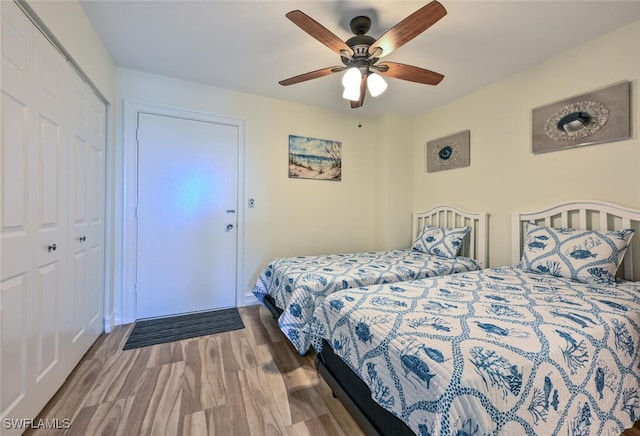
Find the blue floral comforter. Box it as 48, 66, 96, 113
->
306, 267, 640, 435
252, 249, 480, 354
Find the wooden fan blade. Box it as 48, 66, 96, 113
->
378, 62, 444, 85
350, 75, 367, 109
286, 10, 351, 55
369, 1, 446, 58
279, 66, 342, 86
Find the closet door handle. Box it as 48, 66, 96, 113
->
48, 243, 57, 252
79, 236, 86, 242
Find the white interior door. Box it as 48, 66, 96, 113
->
1, 4, 70, 425
68, 74, 106, 356
136, 113, 238, 319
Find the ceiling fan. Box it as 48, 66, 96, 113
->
279, 1, 447, 109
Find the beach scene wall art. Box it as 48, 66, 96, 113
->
288, 134, 342, 181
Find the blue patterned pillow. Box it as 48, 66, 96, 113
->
520, 223, 635, 285
412, 224, 471, 258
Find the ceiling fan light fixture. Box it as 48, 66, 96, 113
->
279, 3, 447, 108
342, 84, 361, 101
367, 73, 388, 97
341, 67, 362, 89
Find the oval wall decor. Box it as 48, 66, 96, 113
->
531, 80, 630, 154
426, 130, 470, 173
544, 100, 609, 142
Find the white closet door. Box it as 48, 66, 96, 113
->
0, 2, 105, 431
68, 76, 105, 359
1, 3, 69, 424
29, 20, 73, 412
1, 2, 37, 423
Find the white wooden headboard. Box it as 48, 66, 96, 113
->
511, 200, 640, 281
413, 205, 489, 268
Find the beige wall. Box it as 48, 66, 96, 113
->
413, 20, 640, 268
374, 114, 415, 249
115, 69, 383, 305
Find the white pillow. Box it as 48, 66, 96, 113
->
520, 223, 635, 285
412, 225, 471, 258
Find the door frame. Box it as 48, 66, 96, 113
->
121, 100, 245, 323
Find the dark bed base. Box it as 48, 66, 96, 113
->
315, 339, 414, 436
263, 296, 413, 434
316, 341, 640, 435
263, 294, 284, 319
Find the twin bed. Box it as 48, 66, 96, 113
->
310, 201, 640, 435
252, 204, 488, 354
253, 200, 640, 435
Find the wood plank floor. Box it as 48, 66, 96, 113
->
25, 305, 363, 436
25, 304, 640, 436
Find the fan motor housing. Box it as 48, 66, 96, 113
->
346, 14, 375, 57
344, 16, 377, 65
346, 35, 375, 53
341, 44, 374, 66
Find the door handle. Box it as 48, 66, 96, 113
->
226, 224, 234, 231
48, 243, 57, 252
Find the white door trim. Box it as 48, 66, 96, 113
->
121, 100, 246, 324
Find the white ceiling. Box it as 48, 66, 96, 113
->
80, 0, 640, 118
